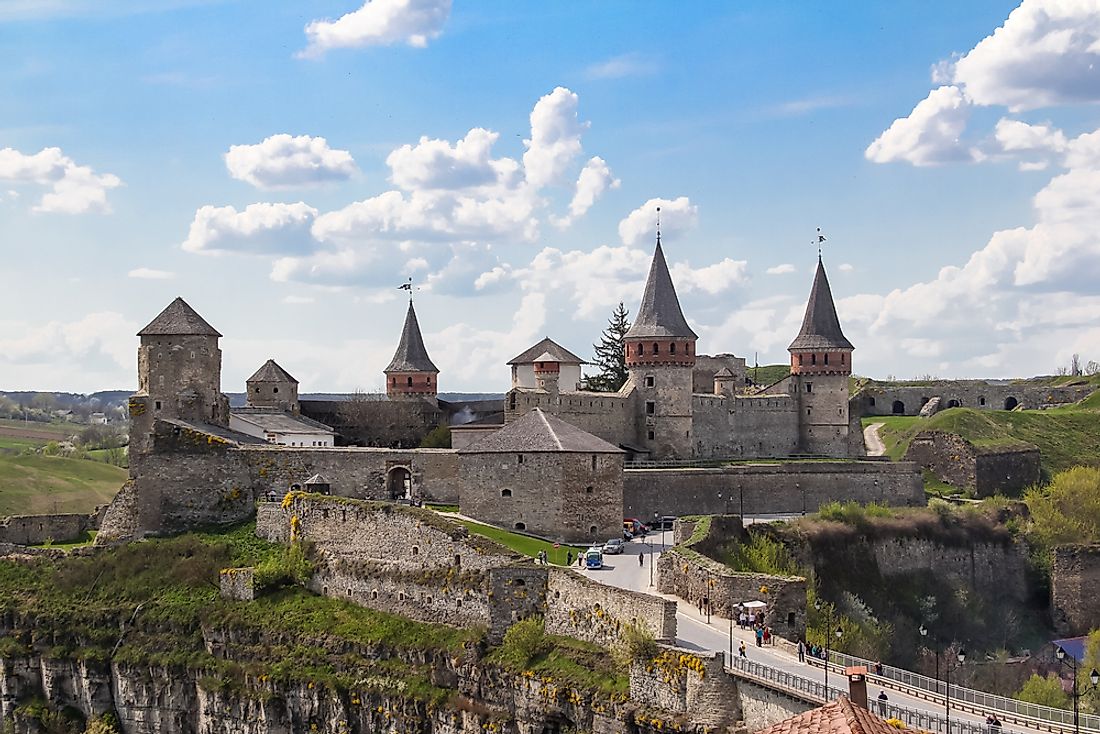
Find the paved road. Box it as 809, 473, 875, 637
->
864, 422, 886, 456
586, 531, 1038, 734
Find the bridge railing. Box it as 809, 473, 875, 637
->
824, 649, 1100, 733
726, 654, 1020, 734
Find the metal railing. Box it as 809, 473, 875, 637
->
726, 654, 1022, 734
823, 649, 1100, 733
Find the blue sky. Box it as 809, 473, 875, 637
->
2, 0, 1099, 393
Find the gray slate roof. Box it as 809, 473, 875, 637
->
248, 359, 298, 384
788, 258, 854, 351
385, 301, 439, 373
231, 408, 334, 435
714, 367, 735, 378
508, 337, 586, 365
459, 408, 623, 454
624, 241, 698, 340
138, 297, 221, 337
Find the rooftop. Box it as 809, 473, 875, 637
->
385, 300, 439, 374
624, 240, 697, 340
231, 408, 334, 435
137, 297, 221, 337
789, 258, 854, 351
459, 407, 623, 454
757, 698, 898, 734
508, 337, 586, 365
248, 359, 298, 384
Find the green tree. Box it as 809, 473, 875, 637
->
1082, 629, 1100, 712
419, 424, 451, 448
1025, 467, 1100, 554
586, 302, 631, 392
1015, 673, 1071, 709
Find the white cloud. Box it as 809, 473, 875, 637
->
671, 259, 748, 295
523, 87, 588, 188
864, 86, 975, 166
950, 0, 1100, 112
583, 52, 659, 80
994, 119, 1068, 154
127, 267, 174, 280
182, 202, 318, 255
429, 292, 548, 385
553, 156, 620, 227
281, 295, 315, 304
837, 263, 854, 273
386, 128, 520, 191
0, 146, 121, 214
0, 312, 136, 392
299, 0, 451, 58
766, 263, 795, 275
618, 196, 698, 247
225, 134, 357, 189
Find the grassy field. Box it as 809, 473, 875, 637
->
457, 519, 591, 566
0, 454, 125, 515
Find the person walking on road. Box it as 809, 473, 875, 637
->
639, 551, 644, 567
739, 641, 747, 658
566, 551, 573, 566
797, 640, 806, 663
877, 691, 889, 716
755, 626, 764, 647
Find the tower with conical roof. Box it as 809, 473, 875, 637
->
384, 299, 440, 401
246, 359, 300, 414
624, 213, 698, 459
788, 257, 855, 456
130, 297, 229, 456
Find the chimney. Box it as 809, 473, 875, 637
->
845, 666, 868, 710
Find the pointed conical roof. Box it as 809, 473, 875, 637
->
459, 408, 623, 454
508, 337, 586, 365
624, 241, 697, 340
137, 297, 221, 337
248, 359, 298, 384
788, 259, 853, 351
384, 300, 439, 373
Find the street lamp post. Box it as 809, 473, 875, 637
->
919, 625, 942, 696
945, 647, 966, 734
814, 599, 843, 698
647, 535, 653, 587
1056, 644, 1100, 734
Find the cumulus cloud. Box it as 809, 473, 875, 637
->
182, 202, 318, 255
0, 146, 121, 214
0, 311, 136, 392
671, 259, 748, 295
299, 0, 451, 58
553, 156, 620, 228
523, 87, 588, 188
864, 86, 975, 166
618, 196, 698, 247
766, 263, 795, 275
386, 128, 520, 191
127, 267, 174, 280
225, 134, 357, 189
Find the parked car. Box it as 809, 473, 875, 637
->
603, 538, 625, 554
584, 547, 603, 569
623, 529, 634, 541
624, 518, 648, 536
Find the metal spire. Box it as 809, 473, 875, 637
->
815, 227, 827, 261
656, 206, 662, 246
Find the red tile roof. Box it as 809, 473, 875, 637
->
757, 697, 899, 734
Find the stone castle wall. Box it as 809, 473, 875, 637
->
855, 381, 1094, 417
691, 394, 800, 459
867, 536, 1028, 602
623, 461, 924, 519
904, 430, 1040, 497
544, 567, 677, 646
505, 389, 637, 448
1051, 544, 1100, 635
0, 512, 97, 546
628, 647, 741, 729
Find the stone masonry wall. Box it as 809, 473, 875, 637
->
1051, 544, 1100, 635
735, 678, 814, 731
505, 389, 637, 449
868, 537, 1028, 602
691, 394, 801, 459
629, 647, 742, 729
219, 567, 255, 601
624, 461, 923, 519
975, 448, 1041, 497
855, 380, 1094, 417
0, 513, 96, 546
544, 567, 677, 646
903, 430, 1040, 497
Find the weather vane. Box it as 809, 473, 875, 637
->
656, 205, 662, 245
814, 227, 827, 259
397, 276, 417, 301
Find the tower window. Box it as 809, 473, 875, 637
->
670, 343, 677, 354
653, 342, 659, 354
824, 354, 829, 365
585, 486, 593, 494
517, 454, 524, 464
501, 488, 512, 497
591, 455, 597, 470
637, 344, 644, 356
407, 376, 413, 386
806, 383, 813, 393
645, 375, 654, 388
841, 353, 846, 364
647, 430, 655, 440
645, 400, 655, 415
514, 522, 526, 531
273, 386, 279, 393
154, 401, 162, 410
811, 354, 817, 365
798, 355, 804, 366
254, 387, 260, 393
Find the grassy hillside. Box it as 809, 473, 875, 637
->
864, 392, 1100, 477
0, 454, 125, 515
747, 363, 790, 386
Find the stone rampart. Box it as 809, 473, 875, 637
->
544, 567, 677, 646
219, 567, 255, 601
867, 536, 1027, 602
855, 380, 1094, 417
691, 394, 801, 459
628, 647, 740, 729
0, 512, 96, 546
505, 389, 637, 448
624, 461, 923, 519
735, 677, 814, 730
1051, 544, 1100, 635
903, 431, 1040, 497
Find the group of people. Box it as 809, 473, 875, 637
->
796, 639, 831, 663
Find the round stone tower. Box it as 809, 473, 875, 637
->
384, 299, 440, 401
788, 257, 854, 456
624, 234, 697, 459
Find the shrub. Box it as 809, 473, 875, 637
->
253, 543, 313, 591
497, 616, 548, 668
725, 534, 803, 577
1015, 673, 1070, 708
611, 622, 657, 668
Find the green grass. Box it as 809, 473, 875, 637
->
0, 453, 126, 515
0, 436, 45, 450
746, 364, 790, 386
425, 503, 459, 513
32, 530, 97, 549
0, 418, 75, 435
861, 415, 922, 460
458, 520, 590, 566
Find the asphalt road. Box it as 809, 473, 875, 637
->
585, 530, 1038, 734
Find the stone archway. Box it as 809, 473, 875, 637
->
892, 400, 905, 415
387, 466, 411, 500
947, 399, 961, 408
1004, 396, 1019, 410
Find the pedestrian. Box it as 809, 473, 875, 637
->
874, 660, 884, 676
877, 691, 889, 716
639, 551, 644, 567
566, 551, 573, 566
763, 626, 771, 645
703, 596, 710, 616
698, 597, 704, 615
739, 641, 747, 658
755, 627, 764, 647
797, 640, 806, 663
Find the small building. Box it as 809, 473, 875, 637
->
246, 359, 300, 415
229, 408, 335, 447
508, 338, 586, 392
458, 408, 623, 544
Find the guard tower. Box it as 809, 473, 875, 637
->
246, 359, 300, 415
384, 299, 440, 401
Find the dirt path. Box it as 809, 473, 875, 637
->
863, 421, 886, 456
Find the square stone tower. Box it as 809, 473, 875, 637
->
245, 359, 300, 415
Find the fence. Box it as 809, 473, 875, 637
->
823, 649, 1100, 733
726, 654, 1021, 734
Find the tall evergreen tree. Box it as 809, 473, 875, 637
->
586, 302, 631, 392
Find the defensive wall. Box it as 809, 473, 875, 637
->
854, 380, 1095, 417
256, 496, 677, 647
903, 430, 1041, 497
1051, 543, 1100, 636
504, 388, 636, 448
656, 516, 807, 641
691, 394, 800, 459
0, 511, 99, 546
623, 460, 924, 519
